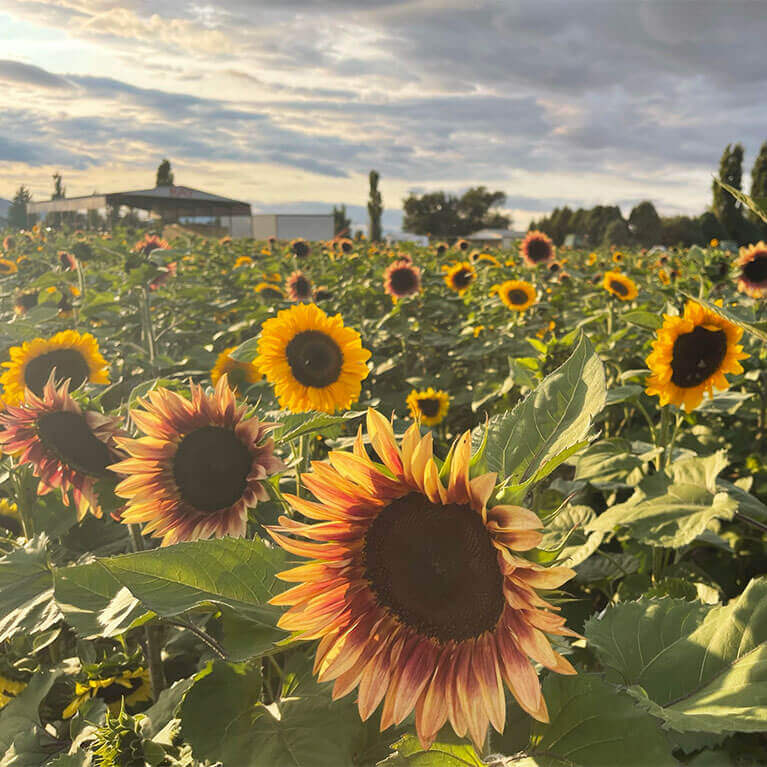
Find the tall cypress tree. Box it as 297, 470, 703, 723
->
750, 142, 767, 234
8, 186, 31, 230
156, 159, 174, 187
713, 143, 744, 239
367, 170, 383, 242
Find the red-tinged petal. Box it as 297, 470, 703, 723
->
475, 633, 505, 733
366, 408, 403, 476
487, 505, 543, 530
391, 638, 439, 724
496, 631, 546, 720
469, 472, 497, 514
448, 432, 471, 504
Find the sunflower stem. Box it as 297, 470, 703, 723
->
140, 286, 157, 364
12, 468, 35, 540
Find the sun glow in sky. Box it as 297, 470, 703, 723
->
2, 0, 766, 230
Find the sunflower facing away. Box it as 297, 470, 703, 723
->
406, 387, 449, 426
210, 347, 260, 394
383, 259, 422, 301
646, 300, 749, 411
444, 262, 477, 295
1, 330, 110, 405
0, 377, 125, 520
286, 270, 313, 302
63, 668, 151, 719
112, 376, 284, 545
602, 271, 638, 301
256, 303, 371, 413
520, 231, 555, 267
291, 238, 311, 259
736, 242, 767, 298
496, 280, 537, 312
268, 410, 576, 749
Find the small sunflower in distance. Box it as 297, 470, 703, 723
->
132, 234, 169, 255
612, 250, 624, 264
210, 347, 260, 394
268, 410, 577, 749
646, 300, 749, 411
0, 376, 125, 520
406, 387, 449, 426
112, 376, 284, 545
496, 280, 537, 312
520, 230, 555, 267
0, 259, 18, 276
444, 261, 476, 295
383, 259, 421, 301
337, 237, 354, 254
286, 270, 313, 302
454, 238, 470, 252
291, 238, 311, 258
602, 271, 637, 301
256, 303, 371, 413
1, 330, 110, 405
435, 242, 448, 257
736, 242, 767, 298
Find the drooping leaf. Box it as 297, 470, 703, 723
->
379, 733, 484, 766
0, 670, 61, 756
714, 178, 767, 225
570, 439, 643, 489
272, 410, 365, 443
537, 505, 604, 568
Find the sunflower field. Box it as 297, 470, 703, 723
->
2, 192, 767, 767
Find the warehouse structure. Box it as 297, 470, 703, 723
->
251, 213, 334, 241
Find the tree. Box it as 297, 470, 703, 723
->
52, 172, 65, 200
602, 218, 632, 247
8, 186, 31, 229
367, 170, 383, 242
628, 201, 662, 247
156, 159, 174, 187
750, 141, 767, 236
402, 186, 509, 238
333, 205, 351, 236
713, 143, 744, 239
660, 216, 703, 247
698, 211, 725, 243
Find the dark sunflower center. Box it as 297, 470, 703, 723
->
0, 262, 14, 274
293, 241, 310, 258
608, 279, 629, 297
436, 245, 446, 255
293, 276, 311, 297
98, 676, 145, 704
390, 267, 417, 294
507, 288, 529, 305
363, 493, 504, 642
15, 293, 38, 312
24, 349, 91, 397
457, 240, 469, 251
453, 268, 473, 289
173, 426, 252, 513
670, 326, 728, 388
36, 411, 114, 477
526, 238, 551, 263
417, 398, 440, 418
742, 254, 767, 285
341, 241, 353, 253
549, 262, 560, 272
285, 330, 343, 388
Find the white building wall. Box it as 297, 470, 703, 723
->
251, 215, 278, 239
230, 216, 253, 238
276, 215, 334, 241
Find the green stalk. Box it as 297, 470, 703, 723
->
140, 286, 157, 363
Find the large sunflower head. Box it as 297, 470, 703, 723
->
646, 300, 749, 411
256, 303, 371, 414
0, 259, 18, 276
291, 238, 311, 259
0, 376, 125, 520
520, 231, 555, 267
268, 410, 576, 749
496, 280, 537, 312
444, 262, 477, 295
1, 330, 110, 406
406, 387, 449, 426
63, 668, 152, 719
210, 347, 260, 395
286, 270, 313, 302
602, 271, 637, 301
736, 242, 767, 298
112, 376, 285, 545
383, 259, 422, 301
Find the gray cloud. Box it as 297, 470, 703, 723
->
0, 58, 73, 89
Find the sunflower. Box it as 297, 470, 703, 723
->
444, 262, 476, 295
254, 282, 284, 299
586, 252, 597, 266
268, 410, 577, 749
496, 280, 537, 312
735, 242, 767, 298
0, 499, 20, 535
256, 303, 370, 413
406, 387, 449, 426
645, 300, 749, 411
0, 377, 125, 520
477, 253, 503, 268
658, 268, 671, 286
454, 238, 470, 252
112, 376, 284, 545
13, 291, 38, 315
63, 668, 152, 719
435, 242, 448, 257
291, 238, 311, 259
2, 235, 15, 252
133, 234, 168, 255
286, 270, 313, 302
219, 235, 232, 245
0, 675, 27, 709
383, 260, 422, 301
611, 250, 624, 264
1, 330, 110, 405
0, 259, 18, 276
234, 255, 253, 268
314, 286, 333, 301
520, 231, 555, 267
710, 238, 720, 248
210, 347, 260, 394
58, 251, 77, 270
602, 271, 637, 301
337, 238, 354, 255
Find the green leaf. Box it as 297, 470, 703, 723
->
526, 674, 677, 766
587, 453, 737, 548
604, 384, 644, 406
100, 538, 288, 658
586, 578, 767, 733
272, 410, 365, 443
681, 292, 767, 342
622, 310, 663, 330
0, 671, 61, 756
472, 333, 606, 487
537, 505, 604, 568
230, 335, 261, 362
140, 678, 196, 738
714, 178, 767, 224
570, 439, 643, 489
0, 536, 61, 643
379, 733, 483, 766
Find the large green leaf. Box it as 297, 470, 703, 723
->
272, 410, 365, 443
471, 334, 606, 487
586, 578, 767, 733
587, 453, 737, 548
537, 505, 604, 568
0, 671, 61, 757
524, 674, 677, 766
100, 537, 288, 658
0, 536, 61, 642
570, 439, 643, 489
378, 733, 483, 766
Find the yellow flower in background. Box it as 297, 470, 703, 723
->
210, 347, 260, 394
0, 259, 18, 275
234, 255, 253, 268
602, 271, 637, 301
495, 280, 537, 312
63, 669, 152, 719
444, 261, 477, 295
406, 386, 450, 426
710, 238, 720, 248
0, 675, 27, 709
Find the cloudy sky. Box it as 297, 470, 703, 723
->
1, 0, 765, 229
